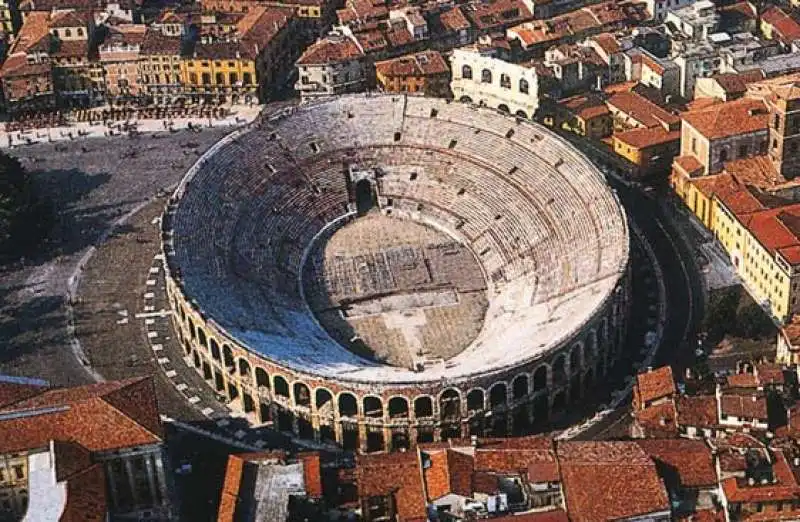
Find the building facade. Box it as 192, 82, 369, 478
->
450, 47, 539, 119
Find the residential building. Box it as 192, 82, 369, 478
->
664, 0, 718, 42
694, 70, 766, 101
0, 12, 55, 113
0, 375, 172, 520
645, 0, 696, 23
450, 46, 539, 119
374, 50, 450, 97
761, 75, 800, 180
585, 33, 628, 85
184, 6, 296, 103
98, 23, 146, 101
138, 27, 183, 104
0, 0, 13, 34
674, 97, 769, 176
295, 29, 366, 99
49, 10, 102, 107
217, 452, 323, 521
760, 6, 800, 48
557, 441, 671, 522
605, 90, 680, 131
623, 46, 680, 97
553, 93, 612, 139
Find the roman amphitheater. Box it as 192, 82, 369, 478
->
162, 94, 631, 452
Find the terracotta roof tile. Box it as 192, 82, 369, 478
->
674, 155, 704, 176
297, 33, 363, 65
614, 127, 680, 149
375, 50, 448, 78
439, 6, 471, 32
636, 438, 717, 488
356, 451, 427, 521
682, 97, 769, 140
762, 6, 800, 45
634, 400, 679, 436
676, 395, 718, 428
557, 441, 670, 522
59, 463, 108, 522
719, 391, 768, 420
634, 366, 676, 406
711, 70, 766, 97
607, 91, 680, 129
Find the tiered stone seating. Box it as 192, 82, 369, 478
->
167, 94, 629, 383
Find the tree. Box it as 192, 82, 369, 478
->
734, 303, 775, 339
0, 152, 51, 261
702, 288, 740, 344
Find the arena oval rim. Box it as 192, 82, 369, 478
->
162, 94, 631, 449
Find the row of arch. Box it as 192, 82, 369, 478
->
461, 65, 531, 95
175, 292, 618, 424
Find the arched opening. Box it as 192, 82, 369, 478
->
255, 368, 270, 389
210, 338, 220, 361
570, 375, 581, 403
533, 366, 548, 391
355, 179, 375, 215
441, 425, 461, 441
229, 382, 240, 401
497, 104, 510, 113
461, 64, 472, 79
584, 368, 594, 396
202, 361, 212, 381
533, 393, 549, 425
298, 417, 313, 439
391, 431, 410, 451
274, 375, 289, 399
363, 396, 383, 418
513, 375, 529, 400
197, 328, 208, 349
259, 402, 271, 423
515, 110, 528, 119
719, 148, 728, 163
414, 396, 433, 418
466, 389, 484, 411
589, 330, 598, 358
366, 429, 384, 452
214, 370, 225, 391
459, 95, 473, 104
339, 393, 358, 417
553, 355, 567, 385
188, 319, 196, 340
294, 382, 311, 407
222, 345, 234, 369
238, 358, 251, 378
489, 383, 507, 408
342, 425, 359, 451
570, 346, 581, 374
440, 389, 460, 421
513, 407, 531, 436
552, 391, 566, 413
519, 78, 529, 94
481, 69, 492, 83
183, 339, 191, 356
242, 393, 255, 413
192, 352, 201, 368
316, 389, 334, 415
500, 74, 511, 89
388, 397, 409, 418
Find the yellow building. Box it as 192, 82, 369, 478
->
183, 6, 296, 103
552, 94, 612, 140
679, 171, 800, 323
0, 0, 13, 34
612, 126, 680, 178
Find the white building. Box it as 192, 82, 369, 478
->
645, 0, 697, 22
295, 28, 367, 99
450, 47, 539, 119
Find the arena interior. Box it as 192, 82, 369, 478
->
161, 94, 632, 452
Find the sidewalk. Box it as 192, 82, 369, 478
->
1, 103, 262, 149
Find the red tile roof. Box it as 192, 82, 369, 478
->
356, 451, 427, 521
634, 400, 679, 436
636, 438, 717, 488
424, 449, 474, 500
727, 373, 760, 388
682, 97, 769, 140
0, 377, 162, 454
375, 50, 448, 79
674, 155, 704, 176
676, 395, 718, 428
439, 6, 471, 32
557, 441, 670, 522
607, 91, 680, 129
614, 127, 680, 150
298, 34, 363, 65
762, 6, 800, 45
693, 173, 765, 216
711, 70, 766, 98
719, 391, 768, 421
634, 366, 676, 406
59, 463, 108, 522
722, 450, 800, 503
490, 509, 569, 522
740, 203, 800, 262
474, 437, 557, 476
299, 452, 323, 499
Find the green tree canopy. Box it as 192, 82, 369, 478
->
0, 152, 51, 261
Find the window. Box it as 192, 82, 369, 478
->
202, 72, 210, 84
64, 29, 71, 37
691, 137, 697, 153
301, 75, 309, 85
481, 69, 492, 83
243, 72, 252, 84
719, 148, 728, 163
739, 144, 748, 157
462, 65, 472, 79
775, 114, 781, 130
229, 72, 238, 84
13, 466, 23, 480
77, 28, 83, 36
500, 73, 511, 89
215, 72, 224, 84
519, 78, 529, 94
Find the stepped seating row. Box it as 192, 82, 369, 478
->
168, 95, 628, 380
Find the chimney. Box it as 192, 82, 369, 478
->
471, 434, 478, 447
